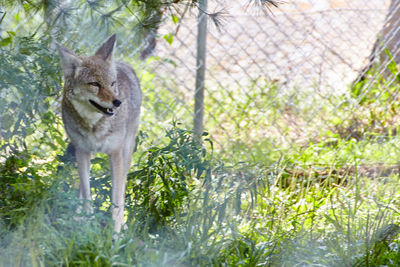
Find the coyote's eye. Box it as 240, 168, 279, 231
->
111, 81, 116, 87
88, 82, 101, 88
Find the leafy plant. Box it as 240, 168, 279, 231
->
343, 49, 400, 139
126, 124, 213, 232
0, 34, 63, 151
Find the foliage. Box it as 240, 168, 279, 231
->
345, 49, 400, 140
126, 124, 213, 232
0, 34, 62, 148
0, 33, 65, 229
3, 127, 400, 266
0, 124, 275, 266
0, 151, 50, 228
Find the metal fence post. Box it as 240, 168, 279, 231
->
194, 0, 208, 138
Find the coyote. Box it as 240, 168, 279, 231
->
57, 34, 142, 233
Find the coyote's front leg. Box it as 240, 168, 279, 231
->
109, 150, 127, 233
76, 149, 93, 214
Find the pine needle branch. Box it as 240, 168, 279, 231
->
248, 0, 283, 13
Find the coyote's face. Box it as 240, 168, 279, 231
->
58, 35, 121, 116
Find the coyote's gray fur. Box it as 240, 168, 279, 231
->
57, 34, 142, 233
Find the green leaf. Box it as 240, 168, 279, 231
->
171, 14, 179, 24
0, 37, 12, 47
385, 48, 398, 76
163, 33, 174, 45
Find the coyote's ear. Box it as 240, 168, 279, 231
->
56, 43, 82, 78
95, 34, 116, 62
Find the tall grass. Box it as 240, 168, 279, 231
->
2, 123, 400, 266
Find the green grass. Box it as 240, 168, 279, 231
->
2, 126, 400, 266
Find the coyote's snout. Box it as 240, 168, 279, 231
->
57, 34, 142, 234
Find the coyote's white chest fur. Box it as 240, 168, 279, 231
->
57, 34, 141, 234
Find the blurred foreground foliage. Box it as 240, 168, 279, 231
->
0, 120, 278, 265
0, 34, 62, 150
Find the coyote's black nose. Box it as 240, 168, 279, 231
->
113, 99, 122, 107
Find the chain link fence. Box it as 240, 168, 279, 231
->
2, 0, 399, 163
139, 0, 395, 158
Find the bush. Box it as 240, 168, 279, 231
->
126, 124, 214, 232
